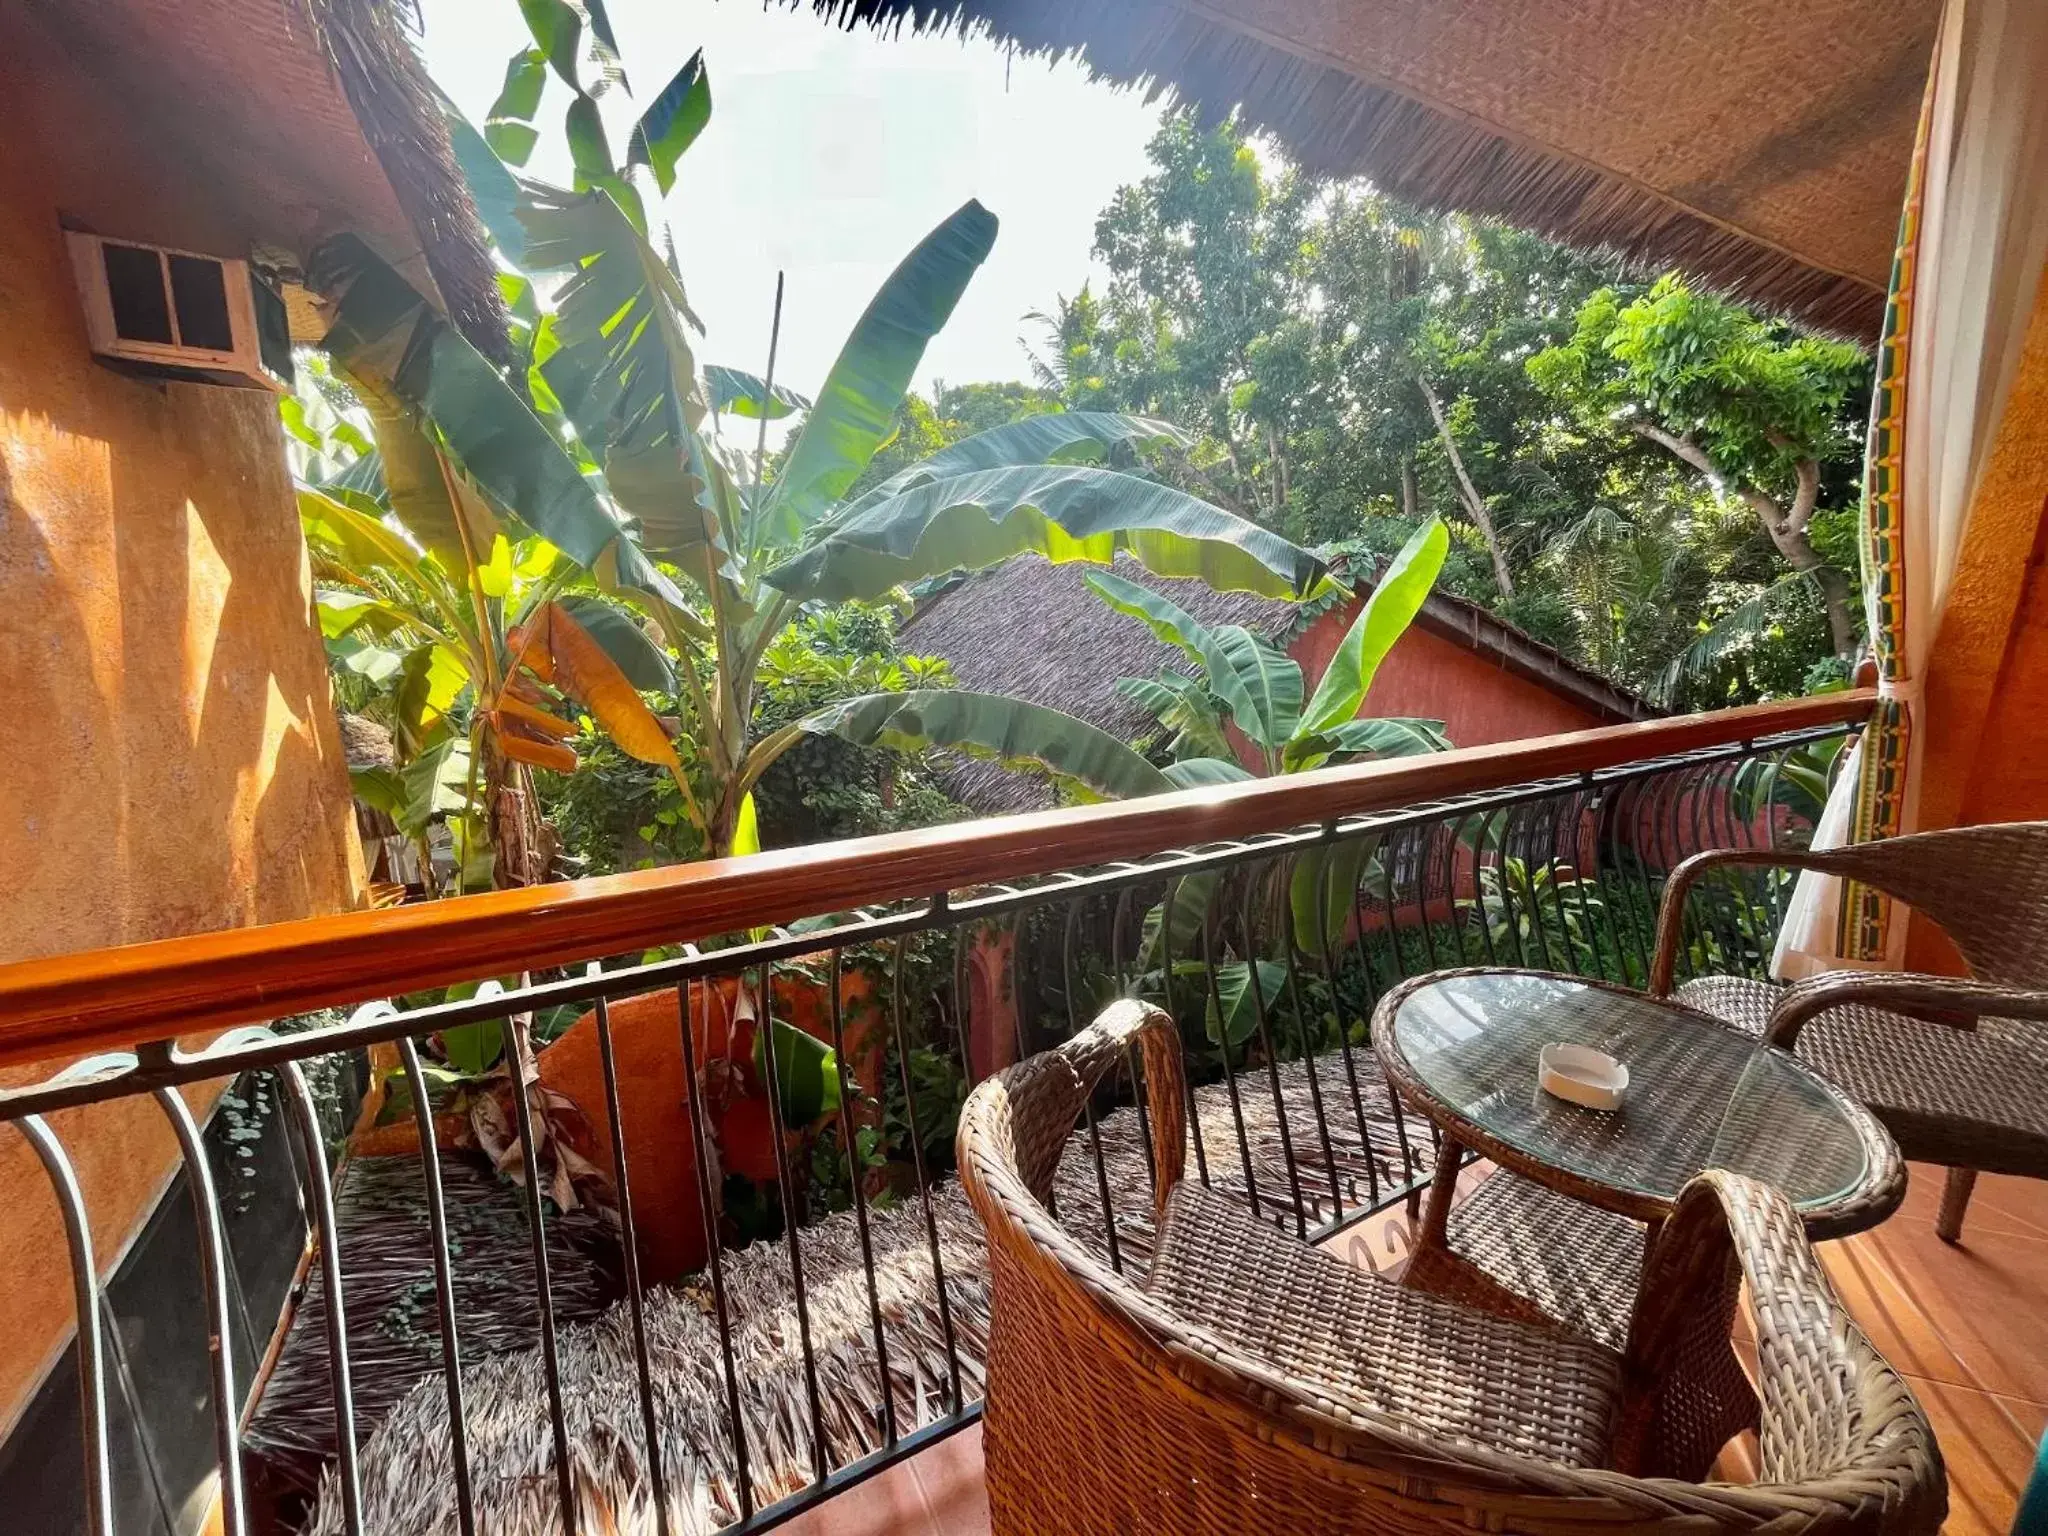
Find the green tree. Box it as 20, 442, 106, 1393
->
1527, 276, 1870, 661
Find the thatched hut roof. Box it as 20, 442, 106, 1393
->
26, 0, 507, 360
897, 554, 1650, 814
803, 0, 1937, 337
337, 713, 397, 772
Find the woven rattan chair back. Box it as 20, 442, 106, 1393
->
1784, 821, 2048, 986
957, 1001, 1945, 1534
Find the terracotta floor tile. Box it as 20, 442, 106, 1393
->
1905, 1377, 2046, 1536
778, 1453, 935, 1536
1895, 1163, 2048, 1243
912, 1422, 992, 1535
1320, 1202, 1417, 1278
1847, 1216, 2048, 1402
1820, 1228, 1980, 1388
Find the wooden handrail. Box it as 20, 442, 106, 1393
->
0, 690, 1873, 1070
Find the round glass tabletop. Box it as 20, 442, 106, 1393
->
1382, 971, 1872, 1213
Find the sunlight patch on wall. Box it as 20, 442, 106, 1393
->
181, 496, 230, 745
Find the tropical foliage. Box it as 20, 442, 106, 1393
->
307, 32, 1332, 870
1033, 111, 1872, 709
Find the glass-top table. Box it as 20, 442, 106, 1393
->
1375, 969, 1902, 1241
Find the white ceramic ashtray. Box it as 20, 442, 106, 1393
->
1538, 1043, 1629, 1111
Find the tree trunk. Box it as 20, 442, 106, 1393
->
1266, 423, 1291, 517
1417, 374, 1515, 600
1632, 424, 1859, 660
1399, 454, 1419, 523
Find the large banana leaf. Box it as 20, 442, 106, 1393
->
342, 372, 502, 571
768, 465, 1328, 604
835, 412, 1194, 522
519, 182, 707, 446
1289, 835, 1377, 961
436, 88, 531, 263
628, 50, 711, 195
1117, 673, 1234, 762
1083, 569, 1220, 661
1199, 961, 1291, 1049
1082, 569, 1260, 738
707, 365, 811, 421
1284, 716, 1449, 773
516, 0, 582, 87
1211, 626, 1302, 751
516, 184, 727, 579
483, 49, 546, 167
309, 236, 675, 603
508, 601, 680, 773
1298, 518, 1449, 735
763, 201, 999, 545
797, 689, 1169, 802
557, 595, 676, 691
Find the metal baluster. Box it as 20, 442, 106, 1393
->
1607, 775, 1661, 981
1238, 869, 1307, 1236
498, 1014, 576, 1536
1309, 825, 1376, 1201
1405, 824, 1442, 971
1587, 781, 1636, 986
1563, 785, 1611, 979
1160, 875, 1212, 1189
1277, 852, 1343, 1217
1352, 844, 1420, 1191
889, 938, 962, 1410
1200, 908, 1262, 1216
828, 949, 897, 1445
673, 981, 753, 1519
1466, 809, 1504, 969
151, 1084, 247, 1536
1110, 886, 1158, 1196
278, 1063, 363, 1536
17, 1115, 112, 1536
753, 966, 831, 1482
591, 988, 671, 1536
396, 1037, 478, 1536
1062, 897, 1124, 1272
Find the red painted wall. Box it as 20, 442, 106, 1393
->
1288, 601, 1607, 750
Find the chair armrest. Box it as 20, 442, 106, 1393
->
1765, 970, 2048, 1047
1619, 1171, 1939, 1519
1648, 849, 1818, 996
959, 997, 1187, 1216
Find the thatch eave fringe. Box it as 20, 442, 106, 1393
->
307, 0, 512, 363
794, 0, 1918, 339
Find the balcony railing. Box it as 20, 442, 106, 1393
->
0, 689, 1872, 1536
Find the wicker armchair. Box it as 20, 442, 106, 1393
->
958, 999, 1944, 1535
1649, 820, 2048, 1241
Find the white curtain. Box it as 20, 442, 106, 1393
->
1775, 0, 2048, 979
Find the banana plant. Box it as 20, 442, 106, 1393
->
322, 64, 1335, 859
1084, 519, 1456, 1033
296, 389, 684, 891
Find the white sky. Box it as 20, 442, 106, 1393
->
418, 0, 1165, 405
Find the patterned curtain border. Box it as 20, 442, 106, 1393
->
1837, 52, 1939, 961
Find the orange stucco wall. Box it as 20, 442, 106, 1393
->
1907, 259, 2048, 971
1291, 601, 1609, 749
0, 23, 365, 1431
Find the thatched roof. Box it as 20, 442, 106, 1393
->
19, 0, 507, 360
898, 554, 1651, 814
804, 0, 1938, 336
305, 1057, 1423, 1535
338, 713, 397, 772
